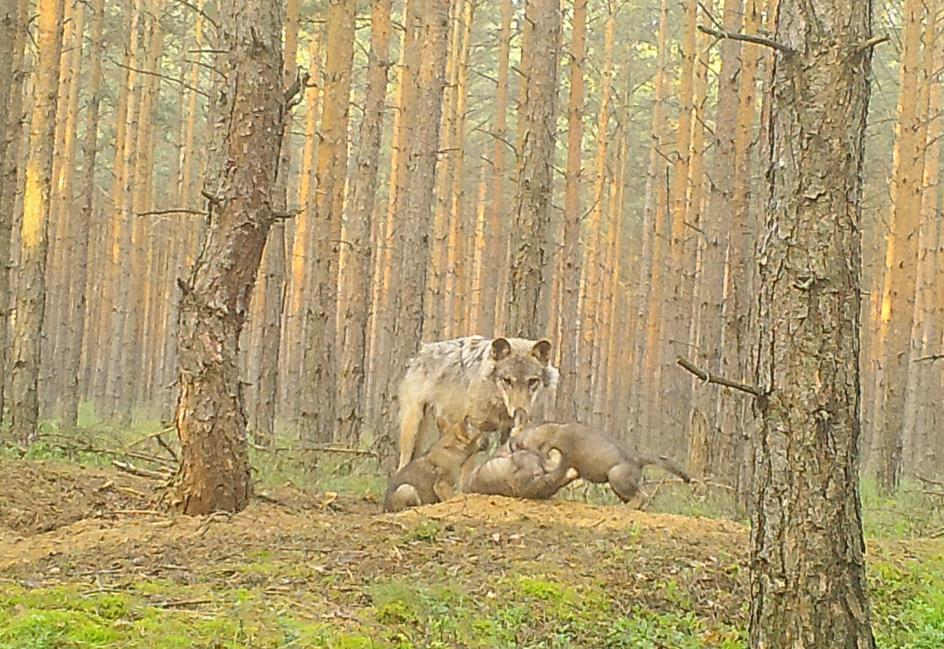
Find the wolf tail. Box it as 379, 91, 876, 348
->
635, 454, 692, 483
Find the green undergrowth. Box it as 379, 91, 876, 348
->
4, 545, 943, 648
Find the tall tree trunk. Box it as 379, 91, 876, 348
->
9, 0, 65, 443
636, 0, 671, 443
300, 0, 356, 443
284, 31, 321, 424
0, 0, 28, 426
248, 0, 300, 443
503, 0, 561, 339
719, 0, 762, 504
337, 0, 392, 446
368, 0, 419, 440
476, 0, 512, 336
689, 0, 743, 480
577, 2, 615, 420
750, 0, 877, 643
375, 0, 449, 464
61, 0, 106, 428
872, 0, 924, 492
555, 0, 587, 420
445, 0, 476, 335
173, 0, 284, 516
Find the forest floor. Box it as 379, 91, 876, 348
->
1, 453, 943, 648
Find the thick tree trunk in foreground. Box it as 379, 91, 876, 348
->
9, 0, 65, 444
750, 1, 877, 645
504, 0, 561, 339
173, 0, 284, 515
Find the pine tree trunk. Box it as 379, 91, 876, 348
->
173, 0, 284, 516
503, 0, 560, 339
476, 0, 512, 336
576, 3, 615, 421
555, 0, 586, 421
0, 0, 28, 426
247, 0, 299, 443
750, 0, 877, 643
61, 0, 106, 428
300, 0, 356, 443
872, 0, 924, 492
375, 0, 450, 464
636, 0, 671, 442
718, 0, 762, 504
337, 0, 391, 446
9, 0, 65, 444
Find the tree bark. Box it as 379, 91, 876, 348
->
61, 0, 106, 428
300, 0, 356, 443
173, 0, 284, 515
503, 0, 561, 339
555, 0, 587, 420
750, 0, 877, 643
337, 0, 392, 446
9, 0, 65, 443
0, 0, 28, 426
248, 0, 300, 443
376, 0, 450, 463
475, 0, 512, 336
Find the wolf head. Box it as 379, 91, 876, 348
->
489, 337, 555, 420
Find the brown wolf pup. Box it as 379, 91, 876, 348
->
510, 422, 691, 504
396, 336, 559, 471
384, 417, 486, 513
466, 442, 579, 500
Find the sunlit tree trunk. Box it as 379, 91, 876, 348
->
368, 0, 419, 438
504, 0, 561, 339
476, 0, 512, 336
445, 0, 476, 335
0, 0, 29, 425
577, 2, 615, 420
872, 0, 924, 492
9, 0, 65, 443
174, 0, 284, 516
61, 0, 106, 428
554, 0, 586, 420
636, 0, 671, 442
300, 0, 356, 443
750, 0, 876, 643
375, 0, 450, 464
337, 0, 392, 446
283, 31, 321, 423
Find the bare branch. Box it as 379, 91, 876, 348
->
854, 34, 890, 54
697, 25, 792, 53
676, 356, 765, 397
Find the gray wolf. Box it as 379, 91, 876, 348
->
509, 422, 691, 504
397, 336, 559, 471
384, 417, 486, 513
466, 441, 578, 499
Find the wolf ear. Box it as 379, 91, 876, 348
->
531, 339, 552, 364
491, 337, 512, 361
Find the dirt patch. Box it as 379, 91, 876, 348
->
0, 459, 156, 536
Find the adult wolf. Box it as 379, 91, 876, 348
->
397, 336, 559, 471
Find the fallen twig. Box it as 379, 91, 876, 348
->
111, 460, 173, 481
154, 597, 214, 609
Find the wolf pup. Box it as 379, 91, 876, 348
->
510, 422, 691, 504
466, 442, 578, 500
384, 417, 486, 513
397, 336, 559, 471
